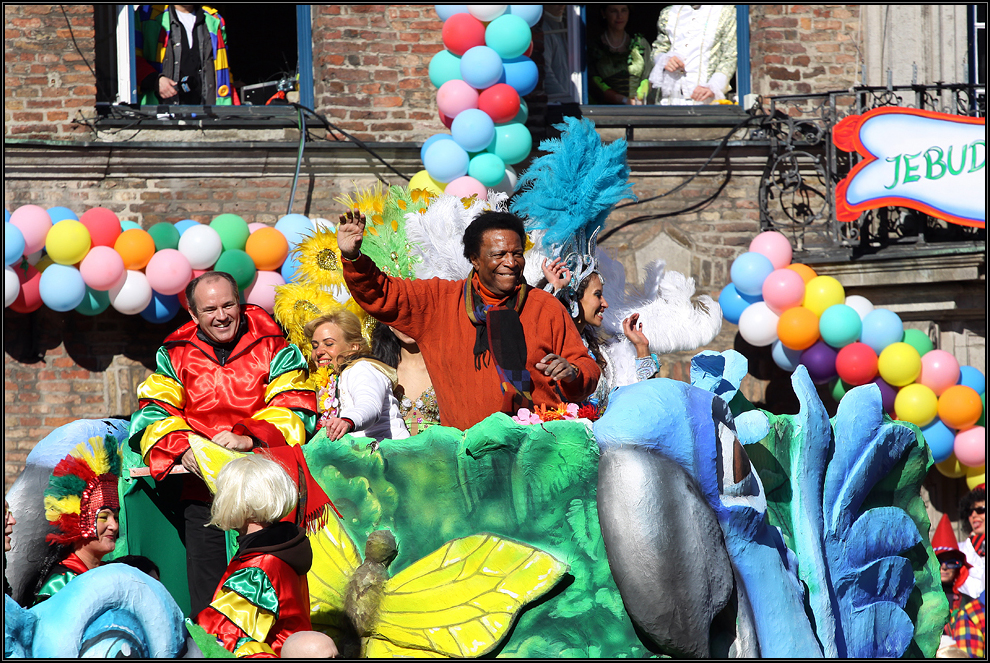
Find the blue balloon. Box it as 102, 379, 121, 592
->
174, 219, 199, 236
420, 133, 454, 164
423, 139, 469, 183
718, 283, 762, 325
772, 339, 803, 372
281, 252, 301, 283
4, 209, 10, 223
75, 287, 110, 316
958, 365, 986, 395
5, 223, 25, 266
274, 214, 313, 248
506, 4, 543, 27
47, 206, 78, 222
730, 252, 775, 297
140, 291, 180, 324
502, 56, 539, 96
120, 220, 142, 232
435, 4, 468, 21
921, 418, 956, 463
39, 264, 86, 312
460, 46, 505, 90
451, 108, 496, 152
860, 308, 904, 354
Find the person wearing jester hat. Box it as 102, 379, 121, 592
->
932, 513, 976, 650
30, 435, 123, 605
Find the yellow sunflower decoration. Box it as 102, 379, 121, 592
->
290, 228, 347, 290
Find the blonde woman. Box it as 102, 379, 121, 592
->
196, 455, 331, 658
305, 310, 409, 443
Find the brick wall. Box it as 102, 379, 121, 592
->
3, 4, 95, 140
749, 5, 861, 97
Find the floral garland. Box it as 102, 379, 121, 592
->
311, 365, 340, 430
512, 402, 600, 425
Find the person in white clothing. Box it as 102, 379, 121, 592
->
649, 5, 737, 106
958, 485, 986, 599
304, 311, 409, 445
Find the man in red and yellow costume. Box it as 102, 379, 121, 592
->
129, 271, 316, 616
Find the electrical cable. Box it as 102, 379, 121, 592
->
59, 5, 112, 105
287, 105, 305, 216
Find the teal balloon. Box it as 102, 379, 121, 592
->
485, 14, 531, 60
120, 220, 142, 232
486, 122, 532, 165
214, 249, 257, 290
511, 98, 529, 124
75, 287, 110, 316
210, 214, 250, 252
468, 152, 507, 187
819, 304, 862, 349
428, 49, 463, 88
147, 222, 181, 251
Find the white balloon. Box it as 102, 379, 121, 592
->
25, 250, 43, 266
738, 301, 780, 347
467, 4, 507, 21
312, 217, 336, 233
177, 224, 223, 270
4, 265, 19, 307
109, 270, 153, 315
492, 165, 518, 196
844, 295, 874, 321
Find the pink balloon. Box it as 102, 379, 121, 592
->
243, 270, 285, 314
444, 175, 488, 200
437, 79, 480, 119
145, 249, 193, 296
918, 349, 961, 397
749, 231, 793, 270
248, 223, 267, 234
761, 268, 806, 315
954, 426, 986, 467
9, 205, 53, 255
79, 245, 126, 291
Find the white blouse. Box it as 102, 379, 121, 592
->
338, 360, 410, 442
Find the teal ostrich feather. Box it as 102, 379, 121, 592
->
510, 117, 637, 248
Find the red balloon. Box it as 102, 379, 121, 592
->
524, 40, 534, 57
79, 207, 122, 248
835, 342, 879, 386
478, 83, 521, 124
9, 264, 42, 314
439, 109, 454, 129
441, 13, 486, 56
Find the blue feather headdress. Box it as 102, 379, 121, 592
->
510, 117, 636, 315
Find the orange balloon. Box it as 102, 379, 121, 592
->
786, 263, 818, 284
113, 228, 156, 270
245, 227, 289, 271
777, 306, 820, 350
938, 385, 983, 429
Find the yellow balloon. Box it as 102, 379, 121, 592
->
45, 219, 92, 265
894, 383, 938, 426
409, 169, 447, 196
877, 342, 922, 387
35, 255, 56, 274
803, 275, 845, 317
936, 454, 967, 478
965, 464, 985, 490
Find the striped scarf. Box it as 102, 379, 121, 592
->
971, 532, 985, 557
465, 273, 533, 414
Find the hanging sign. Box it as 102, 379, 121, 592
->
833, 107, 985, 228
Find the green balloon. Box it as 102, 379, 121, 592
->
829, 377, 850, 402
979, 393, 985, 428
901, 328, 934, 357
468, 152, 507, 187
210, 214, 250, 252
429, 49, 462, 88
75, 287, 110, 316
214, 249, 257, 290
486, 122, 532, 165
147, 222, 180, 251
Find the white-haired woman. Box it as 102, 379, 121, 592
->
196, 455, 330, 658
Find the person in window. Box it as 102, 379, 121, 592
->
542, 5, 577, 102
134, 4, 238, 105
588, 5, 651, 106
649, 5, 737, 106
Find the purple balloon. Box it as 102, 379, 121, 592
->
800, 340, 838, 384
870, 376, 898, 414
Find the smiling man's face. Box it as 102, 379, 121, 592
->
190, 277, 241, 344
470, 228, 526, 298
